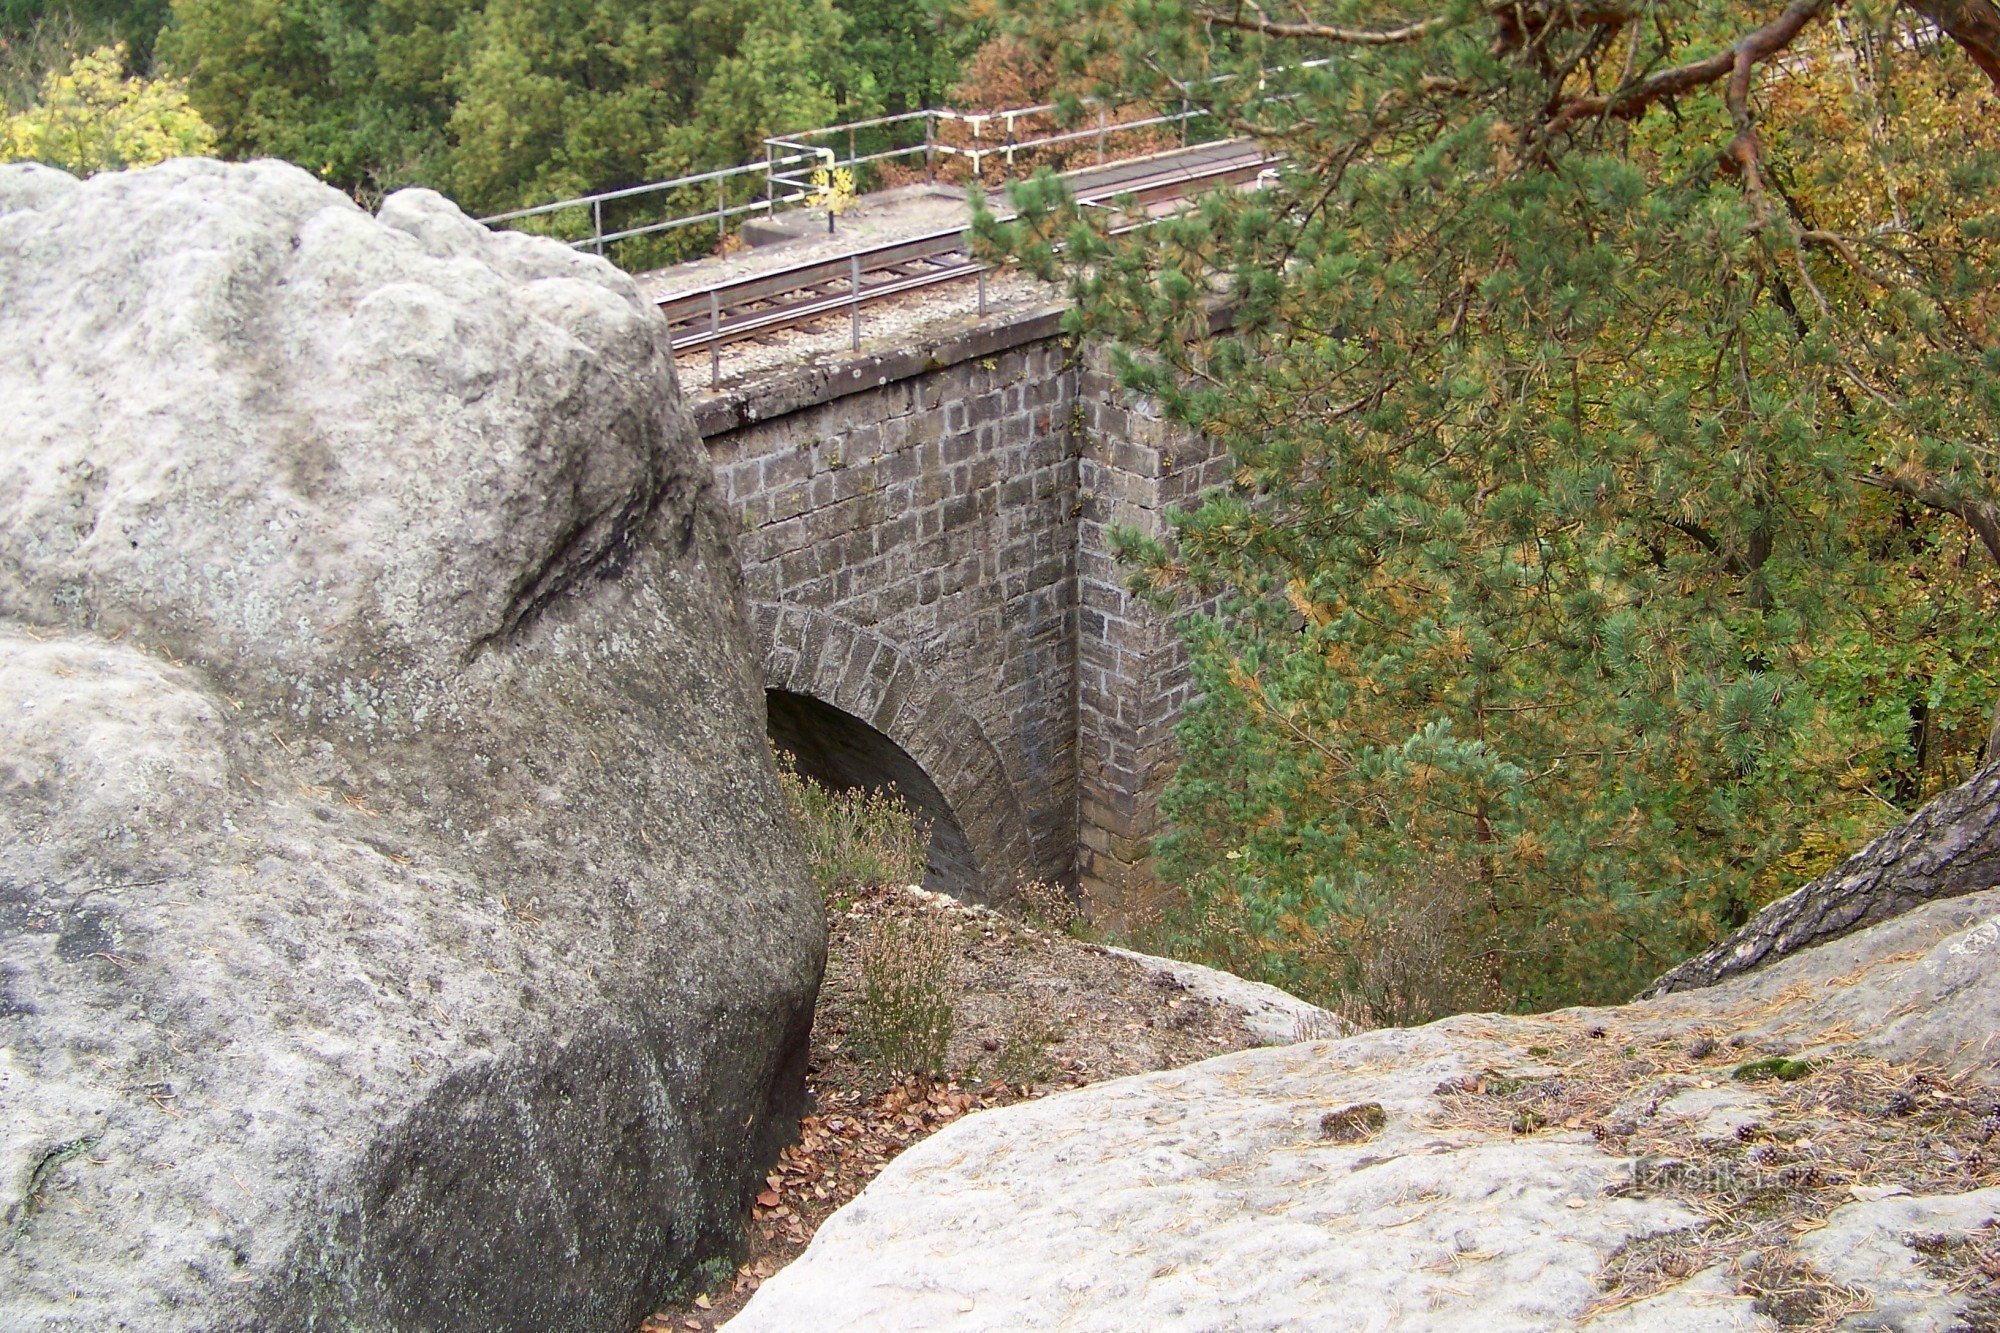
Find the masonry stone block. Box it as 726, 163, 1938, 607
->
696, 317, 1218, 920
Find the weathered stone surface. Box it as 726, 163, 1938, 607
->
1796, 1187, 2000, 1333
0, 159, 820, 1330
730, 887, 2000, 1331
695, 322, 1220, 916
704, 340, 1082, 903
1098, 944, 1344, 1045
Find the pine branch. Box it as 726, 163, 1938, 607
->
1192, 4, 1453, 43
1549, 0, 1837, 129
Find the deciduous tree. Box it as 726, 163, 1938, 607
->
3, 39, 211, 171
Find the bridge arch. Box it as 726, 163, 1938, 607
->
753, 604, 1036, 903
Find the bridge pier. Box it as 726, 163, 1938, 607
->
695, 310, 1217, 922
1073, 353, 1231, 928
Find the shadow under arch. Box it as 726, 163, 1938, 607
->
752, 603, 1036, 904
767, 690, 977, 896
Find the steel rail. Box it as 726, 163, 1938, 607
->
660, 142, 1275, 357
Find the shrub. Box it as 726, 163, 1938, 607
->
854, 912, 954, 1079
3, 43, 213, 175
990, 1008, 1063, 1087
774, 749, 930, 907
1015, 878, 1080, 935
1137, 855, 1506, 1029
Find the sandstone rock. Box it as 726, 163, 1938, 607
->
1796, 1187, 2000, 1333
1098, 944, 1345, 1044
0, 159, 821, 1330
730, 887, 2000, 1331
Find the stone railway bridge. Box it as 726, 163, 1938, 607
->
692, 307, 1225, 920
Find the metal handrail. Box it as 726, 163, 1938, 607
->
477, 108, 1208, 253
476, 57, 1336, 257
659, 142, 1279, 388
477, 153, 818, 224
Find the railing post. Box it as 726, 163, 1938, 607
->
592, 197, 604, 256
977, 265, 987, 317
709, 290, 721, 389
1097, 104, 1108, 165
1005, 111, 1017, 176
765, 142, 776, 216
715, 175, 727, 250
850, 255, 861, 351
924, 112, 936, 183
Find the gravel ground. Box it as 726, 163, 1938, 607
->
645, 151, 1245, 394
638, 884, 1272, 1332
668, 265, 1063, 393
642, 182, 986, 303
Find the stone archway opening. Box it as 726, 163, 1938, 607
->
766, 688, 979, 898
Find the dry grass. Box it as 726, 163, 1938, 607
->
642, 881, 1267, 1332
1015, 878, 1081, 934
773, 751, 929, 908
1736, 1252, 1874, 1328
1908, 1220, 2000, 1331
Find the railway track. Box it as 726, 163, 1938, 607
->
655, 140, 1274, 355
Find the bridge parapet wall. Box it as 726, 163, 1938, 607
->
692, 311, 1212, 919
696, 319, 1082, 898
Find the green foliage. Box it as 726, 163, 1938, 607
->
2, 39, 211, 170
979, 0, 2000, 1008
154, 0, 984, 232
440, 0, 848, 216
833, 0, 982, 114
1732, 1056, 1819, 1083
855, 912, 955, 1078
657, 1251, 738, 1307
2, 0, 172, 71
774, 750, 931, 908
160, 0, 465, 197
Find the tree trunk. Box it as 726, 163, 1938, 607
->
1642, 759, 2000, 996
1909, 0, 2000, 93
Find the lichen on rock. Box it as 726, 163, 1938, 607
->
730, 878, 2000, 1331
0, 158, 821, 1330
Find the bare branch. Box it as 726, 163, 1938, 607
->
1192, 7, 1454, 43
1549, 0, 1837, 129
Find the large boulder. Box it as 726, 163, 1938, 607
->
0, 158, 821, 1329
731, 880, 1999, 1329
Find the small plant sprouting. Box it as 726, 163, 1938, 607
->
1016, 878, 1080, 934
991, 1009, 1063, 1087
808, 157, 856, 234
1731, 1056, 1819, 1083
1319, 1102, 1385, 1144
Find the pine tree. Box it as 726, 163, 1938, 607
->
979, 0, 2000, 1010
